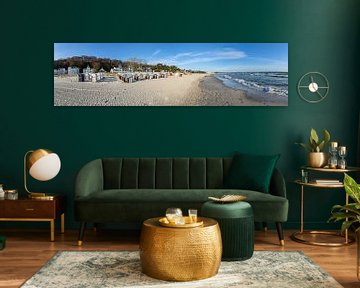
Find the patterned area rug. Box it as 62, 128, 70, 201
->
21, 251, 342, 288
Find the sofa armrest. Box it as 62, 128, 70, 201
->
75, 159, 104, 199
269, 168, 287, 198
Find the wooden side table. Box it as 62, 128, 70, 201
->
0, 195, 66, 241
291, 166, 359, 246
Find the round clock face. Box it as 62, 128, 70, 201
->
297, 72, 329, 103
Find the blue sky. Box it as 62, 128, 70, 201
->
54, 43, 288, 72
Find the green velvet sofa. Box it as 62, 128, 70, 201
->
74, 157, 288, 245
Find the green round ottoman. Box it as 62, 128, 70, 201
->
201, 201, 254, 261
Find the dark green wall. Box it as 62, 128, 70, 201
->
1, 0, 359, 230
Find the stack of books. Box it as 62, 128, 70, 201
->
314, 179, 341, 185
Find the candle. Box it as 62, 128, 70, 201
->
330, 142, 338, 148
338, 146, 346, 153
337, 146, 347, 169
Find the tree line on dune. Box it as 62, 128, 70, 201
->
54, 56, 206, 74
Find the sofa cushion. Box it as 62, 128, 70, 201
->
75, 189, 288, 222
224, 153, 280, 193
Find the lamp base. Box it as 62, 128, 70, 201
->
28, 193, 55, 200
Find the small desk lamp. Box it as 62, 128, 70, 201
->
24, 149, 61, 199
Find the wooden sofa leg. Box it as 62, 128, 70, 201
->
276, 222, 285, 246
78, 222, 86, 246
262, 222, 268, 232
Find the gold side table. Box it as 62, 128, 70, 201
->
291, 166, 359, 246
139, 217, 222, 281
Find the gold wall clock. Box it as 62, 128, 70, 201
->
297, 72, 329, 103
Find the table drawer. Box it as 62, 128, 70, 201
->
1, 201, 55, 218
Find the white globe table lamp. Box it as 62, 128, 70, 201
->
24, 149, 61, 199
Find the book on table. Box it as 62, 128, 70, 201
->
314, 179, 341, 185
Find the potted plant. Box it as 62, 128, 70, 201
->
329, 173, 360, 279
296, 128, 330, 167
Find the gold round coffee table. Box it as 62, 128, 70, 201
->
139, 217, 222, 281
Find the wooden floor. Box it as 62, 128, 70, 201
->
0, 228, 358, 288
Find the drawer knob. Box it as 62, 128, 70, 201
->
25, 208, 35, 211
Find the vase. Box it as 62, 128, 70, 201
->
308, 152, 328, 168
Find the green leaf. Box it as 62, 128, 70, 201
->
310, 128, 319, 144
329, 203, 360, 224
296, 142, 312, 152
343, 205, 360, 215
331, 203, 360, 215
329, 212, 357, 221
308, 137, 315, 151
297, 128, 331, 153
308, 138, 319, 152
323, 129, 330, 144
341, 220, 358, 234
331, 204, 347, 210
317, 140, 325, 152
344, 173, 360, 204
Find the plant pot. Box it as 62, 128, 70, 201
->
307, 152, 328, 168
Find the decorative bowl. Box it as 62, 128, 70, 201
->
159, 216, 204, 228
208, 194, 246, 203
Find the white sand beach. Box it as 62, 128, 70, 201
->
54, 73, 287, 106
54, 74, 204, 106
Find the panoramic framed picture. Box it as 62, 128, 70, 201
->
54, 43, 288, 106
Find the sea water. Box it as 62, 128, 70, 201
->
215, 72, 288, 102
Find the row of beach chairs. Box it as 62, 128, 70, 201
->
118, 72, 169, 83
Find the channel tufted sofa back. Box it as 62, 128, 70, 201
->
102, 157, 233, 190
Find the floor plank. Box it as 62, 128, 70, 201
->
0, 229, 357, 287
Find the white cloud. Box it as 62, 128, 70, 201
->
149, 48, 247, 67
151, 49, 161, 56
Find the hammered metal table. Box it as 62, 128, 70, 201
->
139, 217, 222, 281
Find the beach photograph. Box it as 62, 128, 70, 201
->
54, 43, 288, 106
